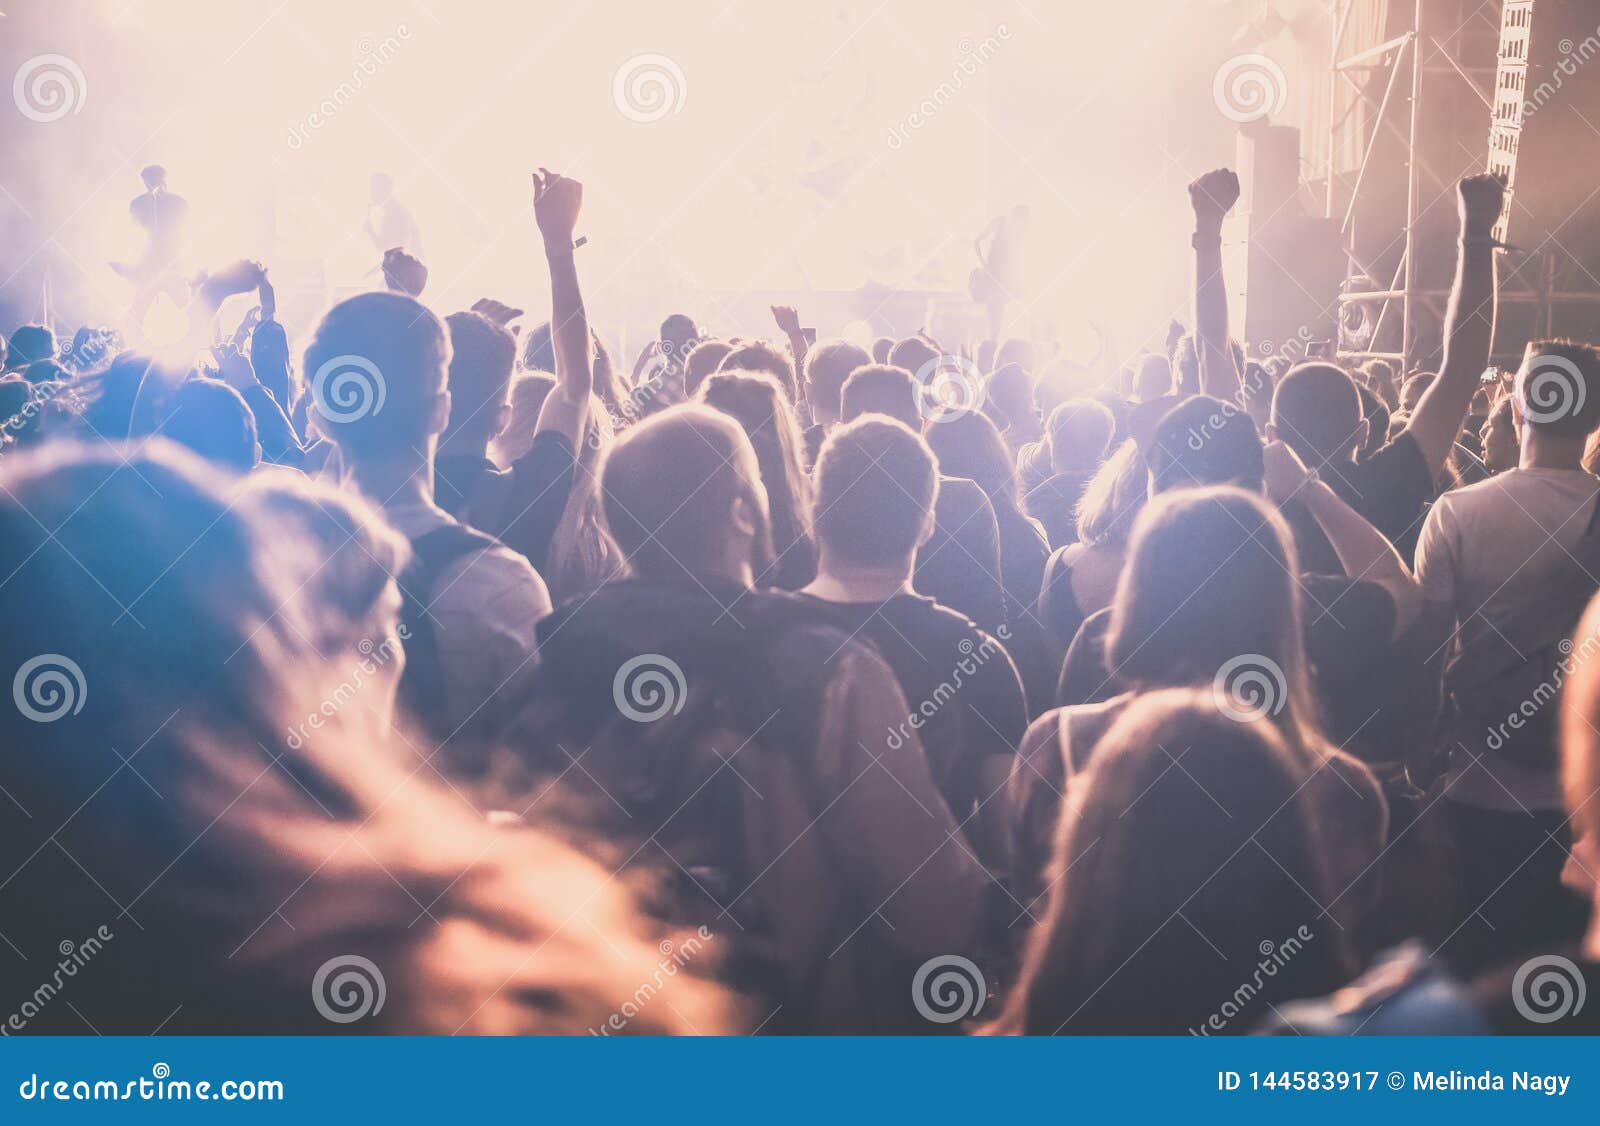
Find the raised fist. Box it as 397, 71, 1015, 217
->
1189, 168, 1241, 230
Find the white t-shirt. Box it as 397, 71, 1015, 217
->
382, 498, 550, 739
1415, 466, 1600, 810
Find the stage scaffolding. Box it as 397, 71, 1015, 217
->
1325, 0, 1600, 372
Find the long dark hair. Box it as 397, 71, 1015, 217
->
924, 410, 1022, 514
699, 370, 815, 589
999, 689, 1353, 1034
0, 440, 735, 1034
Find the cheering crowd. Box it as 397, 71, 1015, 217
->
1, 163, 1598, 1036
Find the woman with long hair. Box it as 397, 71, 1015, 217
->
1010, 487, 1388, 924
996, 689, 1356, 1034
699, 370, 816, 590
0, 440, 735, 1034
924, 410, 1049, 616
1038, 438, 1146, 655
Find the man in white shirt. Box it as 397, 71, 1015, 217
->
303, 289, 549, 747
1416, 339, 1600, 965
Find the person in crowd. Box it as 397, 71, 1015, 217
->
924, 410, 1048, 620
717, 340, 796, 403
303, 282, 548, 744
1037, 438, 1146, 657
1023, 398, 1116, 549
700, 370, 816, 590
997, 689, 1357, 1034
684, 338, 734, 398
1131, 353, 1171, 402
870, 336, 894, 364
840, 363, 1007, 633
800, 415, 1026, 867
630, 311, 700, 390
0, 441, 733, 1035
434, 308, 521, 522
155, 377, 260, 474
1012, 486, 1389, 924
1480, 391, 1518, 476
798, 338, 870, 463
504, 404, 988, 1032
491, 370, 555, 466
5, 324, 56, 372
983, 362, 1042, 456
1415, 339, 1600, 970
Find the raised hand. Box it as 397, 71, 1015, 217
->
210, 344, 257, 392
1188, 168, 1241, 232
472, 297, 526, 327
1261, 439, 1314, 505
382, 247, 428, 297
533, 168, 583, 250
770, 304, 803, 339
1458, 173, 1508, 235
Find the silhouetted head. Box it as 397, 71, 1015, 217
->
1514, 340, 1600, 441
600, 404, 772, 586
443, 310, 517, 448
1271, 362, 1365, 465
812, 415, 937, 569
303, 291, 451, 462
840, 364, 919, 431
1045, 398, 1116, 475
140, 164, 167, 191
1146, 395, 1265, 495
804, 340, 872, 427
158, 378, 260, 474
717, 341, 795, 401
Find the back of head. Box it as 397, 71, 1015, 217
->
986, 361, 1034, 418
841, 363, 919, 431
1046, 398, 1115, 474
699, 370, 812, 556
23, 359, 67, 386
1108, 486, 1304, 698
303, 291, 449, 459
1399, 371, 1435, 414
1146, 394, 1265, 495
1011, 688, 1348, 1034
140, 163, 167, 190
159, 378, 259, 473
1355, 384, 1389, 459
995, 337, 1034, 373
805, 339, 871, 423
871, 336, 894, 364
717, 341, 795, 401
813, 415, 938, 568
444, 310, 516, 441
1133, 353, 1172, 401
7, 324, 56, 369
1271, 362, 1362, 464
685, 339, 733, 397
1515, 340, 1600, 440
923, 410, 1015, 504
1076, 438, 1147, 547
888, 336, 938, 376
601, 404, 769, 582
660, 313, 699, 352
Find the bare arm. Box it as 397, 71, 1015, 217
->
530, 169, 592, 446
771, 305, 809, 418
1189, 169, 1243, 402
1404, 174, 1505, 477
1264, 440, 1420, 638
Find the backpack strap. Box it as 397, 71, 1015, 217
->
396, 522, 501, 738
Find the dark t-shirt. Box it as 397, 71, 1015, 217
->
798, 593, 1027, 820
1281, 432, 1434, 574
434, 429, 576, 574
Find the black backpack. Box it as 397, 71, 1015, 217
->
396, 522, 500, 741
